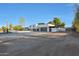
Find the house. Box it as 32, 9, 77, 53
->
29, 23, 56, 32
29, 23, 66, 32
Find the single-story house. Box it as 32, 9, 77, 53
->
29, 23, 66, 32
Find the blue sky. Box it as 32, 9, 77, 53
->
0, 3, 75, 27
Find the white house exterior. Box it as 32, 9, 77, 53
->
29, 23, 66, 32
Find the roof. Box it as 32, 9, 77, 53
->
29, 23, 55, 29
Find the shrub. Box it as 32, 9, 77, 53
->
1, 26, 7, 32
13, 25, 24, 31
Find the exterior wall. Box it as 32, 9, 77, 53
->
51, 28, 58, 32
51, 28, 66, 32
29, 24, 65, 32
40, 27, 47, 32
47, 26, 49, 32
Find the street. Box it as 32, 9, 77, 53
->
0, 32, 79, 56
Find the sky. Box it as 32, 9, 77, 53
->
0, 3, 76, 27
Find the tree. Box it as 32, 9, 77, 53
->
53, 17, 61, 28
13, 25, 24, 31
60, 22, 65, 28
48, 21, 53, 24
19, 17, 26, 27
9, 24, 13, 30
72, 5, 79, 32
2, 26, 7, 32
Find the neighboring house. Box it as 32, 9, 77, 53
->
29, 23, 66, 32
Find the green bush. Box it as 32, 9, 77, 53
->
1, 26, 7, 32
13, 25, 24, 31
